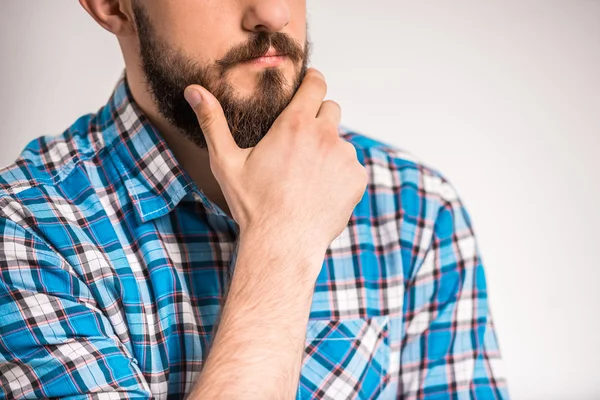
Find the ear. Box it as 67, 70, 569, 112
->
79, 0, 136, 36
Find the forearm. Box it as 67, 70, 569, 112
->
187, 229, 324, 400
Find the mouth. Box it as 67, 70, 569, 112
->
240, 47, 288, 67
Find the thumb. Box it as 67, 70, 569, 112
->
184, 84, 240, 162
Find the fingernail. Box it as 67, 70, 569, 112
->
184, 87, 202, 108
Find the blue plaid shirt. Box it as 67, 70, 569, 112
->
0, 72, 509, 399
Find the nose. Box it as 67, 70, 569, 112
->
242, 0, 290, 33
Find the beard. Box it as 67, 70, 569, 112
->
132, 2, 311, 150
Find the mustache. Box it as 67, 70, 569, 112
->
216, 32, 304, 73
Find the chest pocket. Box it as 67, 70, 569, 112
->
296, 315, 390, 400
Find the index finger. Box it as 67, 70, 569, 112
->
279, 68, 327, 119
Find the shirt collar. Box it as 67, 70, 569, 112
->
98, 70, 221, 224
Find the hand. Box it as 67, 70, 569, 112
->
184, 68, 368, 265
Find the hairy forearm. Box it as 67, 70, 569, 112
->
187, 229, 324, 399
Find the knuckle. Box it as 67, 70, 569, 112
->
285, 113, 304, 133
199, 111, 216, 132
208, 157, 221, 175
341, 140, 357, 158
315, 77, 328, 94
210, 156, 234, 182
208, 152, 222, 169
307, 67, 326, 81
320, 131, 339, 149
208, 149, 226, 171
360, 166, 369, 186
306, 72, 327, 93
325, 99, 340, 110
354, 166, 369, 195
322, 99, 341, 117
318, 116, 338, 133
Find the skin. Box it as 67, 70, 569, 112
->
79, 0, 368, 397
80, 0, 308, 218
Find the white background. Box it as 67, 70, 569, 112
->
1, 1, 599, 399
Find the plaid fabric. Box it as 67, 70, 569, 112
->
0, 71, 509, 399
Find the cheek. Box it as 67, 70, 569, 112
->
148, 3, 237, 62
291, 1, 307, 32
287, 20, 308, 50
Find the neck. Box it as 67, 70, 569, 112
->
123, 67, 231, 217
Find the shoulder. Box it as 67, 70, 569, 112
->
0, 111, 111, 241
339, 125, 462, 208
0, 113, 105, 200
339, 126, 479, 281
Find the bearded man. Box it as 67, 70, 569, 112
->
0, 1, 509, 399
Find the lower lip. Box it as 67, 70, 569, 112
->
242, 55, 287, 67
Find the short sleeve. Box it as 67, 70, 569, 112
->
399, 177, 509, 399
0, 216, 152, 399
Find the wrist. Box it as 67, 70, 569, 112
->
237, 226, 328, 277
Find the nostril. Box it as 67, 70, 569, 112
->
255, 24, 270, 32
